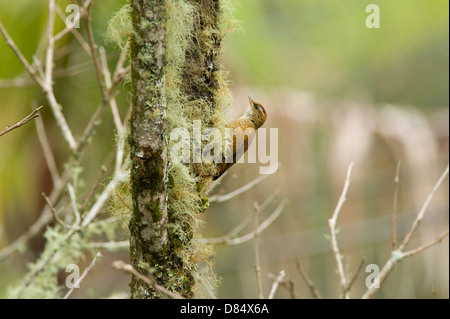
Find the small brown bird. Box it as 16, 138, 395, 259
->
213, 96, 267, 180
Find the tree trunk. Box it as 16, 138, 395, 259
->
128, 0, 173, 299
128, 0, 227, 298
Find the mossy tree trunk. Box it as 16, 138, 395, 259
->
128, 0, 225, 299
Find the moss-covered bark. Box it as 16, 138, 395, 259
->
128, 0, 227, 299
129, 0, 181, 299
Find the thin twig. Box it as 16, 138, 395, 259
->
0, 106, 44, 137
54, 4, 82, 42
344, 258, 366, 295
203, 189, 280, 244
80, 165, 108, 211
99, 47, 123, 133
267, 273, 298, 298
431, 284, 439, 299
391, 160, 401, 251
82, 167, 128, 227
35, 115, 61, 187
63, 252, 102, 299
17, 230, 75, 298
42, 192, 79, 231
0, 22, 45, 88
402, 228, 449, 258
206, 198, 288, 245
0, 143, 126, 262
280, 278, 299, 299
296, 258, 322, 299
268, 270, 286, 299
0, 170, 70, 262
85, 0, 106, 103
209, 163, 279, 202
398, 164, 449, 251
45, 88, 77, 151
16, 164, 128, 293
67, 183, 82, 228
362, 164, 449, 299
112, 260, 185, 299
253, 201, 264, 299
55, 5, 91, 55
328, 162, 354, 299
44, 0, 56, 89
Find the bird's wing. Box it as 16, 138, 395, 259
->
213, 118, 255, 180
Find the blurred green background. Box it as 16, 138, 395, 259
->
0, 0, 448, 298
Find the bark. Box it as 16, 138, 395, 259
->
128, 0, 174, 299
128, 0, 223, 299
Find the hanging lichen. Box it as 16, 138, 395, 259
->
109, 0, 238, 298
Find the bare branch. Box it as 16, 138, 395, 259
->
0, 106, 44, 137
99, 47, 122, 133
205, 198, 288, 245
253, 201, 264, 299
80, 165, 108, 211
63, 252, 102, 299
0, 168, 72, 262
16, 164, 128, 293
362, 164, 449, 299
402, 228, 449, 258
204, 189, 280, 244
296, 258, 322, 299
267, 275, 299, 299
391, 160, 401, 251
328, 162, 354, 299
81, 166, 128, 227
268, 270, 286, 299
85, 1, 107, 102
344, 258, 366, 295
42, 192, 79, 231
209, 163, 280, 202
44, 0, 56, 88
399, 164, 449, 251
35, 115, 61, 186
0, 22, 45, 88
45, 89, 77, 151
67, 183, 82, 228
55, 5, 91, 55
112, 260, 185, 299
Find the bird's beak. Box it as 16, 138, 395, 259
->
248, 96, 254, 105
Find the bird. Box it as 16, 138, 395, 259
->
212, 96, 267, 180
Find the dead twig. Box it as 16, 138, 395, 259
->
268, 270, 286, 299
362, 164, 449, 299
204, 197, 288, 245
296, 258, 322, 299
253, 201, 264, 299
344, 258, 366, 295
63, 252, 102, 299
391, 160, 401, 251
112, 260, 185, 299
0, 106, 44, 137
328, 162, 355, 299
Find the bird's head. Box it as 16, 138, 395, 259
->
245, 96, 267, 129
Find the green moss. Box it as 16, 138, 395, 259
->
115, 0, 237, 298
163, 0, 237, 296
147, 200, 162, 222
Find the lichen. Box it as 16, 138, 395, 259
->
110, 0, 237, 298
105, 4, 132, 49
